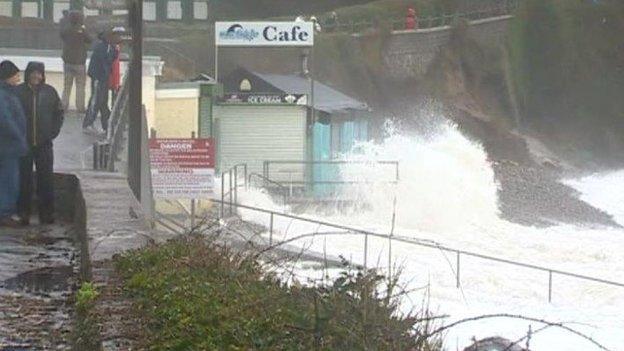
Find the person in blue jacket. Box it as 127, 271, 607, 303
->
83, 28, 121, 134
0, 60, 28, 228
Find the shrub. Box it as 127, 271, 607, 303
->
115, 235, 443, 350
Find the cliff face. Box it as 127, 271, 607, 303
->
507, 0, 624, 168
413, 0, 624, 169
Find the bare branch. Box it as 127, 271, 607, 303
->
427, 314, 611, 351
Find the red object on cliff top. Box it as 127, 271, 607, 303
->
405, 7, 418, 30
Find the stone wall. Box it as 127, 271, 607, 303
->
382, 15, 513, 80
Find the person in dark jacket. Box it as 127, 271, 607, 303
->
0, 60, 28, 228
61, 10, 92, 112
83, 28, 121, 134
16, 62, 64, 225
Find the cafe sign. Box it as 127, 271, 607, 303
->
216, 22, 315, 47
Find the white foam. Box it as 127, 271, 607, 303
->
234, 119, 624, 351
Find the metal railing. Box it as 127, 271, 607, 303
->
212, 199, 624, 303
91, 71, 129, 171
262, 160, 400, 187
248, 172, 289, 207
106, 72, 130, 172
220, 163, 248, 217
322, 0, 520, 34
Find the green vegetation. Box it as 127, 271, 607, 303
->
115, 235, 443, 350
72, 281, 101, 351
76, 282, 100, 311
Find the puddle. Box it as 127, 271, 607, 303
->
0, 222, 77, 350
1, 266, 75, 294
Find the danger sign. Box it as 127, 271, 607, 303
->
149, 138, 216, 199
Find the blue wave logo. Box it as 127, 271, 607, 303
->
219, 24, 259, 42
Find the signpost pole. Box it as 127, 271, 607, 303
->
190, 132, 196, 230
128, 0, 143, 200
214, 44, 219, 83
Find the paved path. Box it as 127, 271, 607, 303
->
55, 112, 101, 171
0, 224, 76, 350
0, 111, 97, 349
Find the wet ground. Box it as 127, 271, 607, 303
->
55, 113, 100, 172
0, 222, 77, 350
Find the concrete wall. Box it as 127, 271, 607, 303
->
383, 15, 512, 80
154, 89, 199, 137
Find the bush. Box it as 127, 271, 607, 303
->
115, 235, 443, 350
72, 282, 101, 350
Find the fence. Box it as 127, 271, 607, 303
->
220, 163, 248, 217
206, 200, 624, 304
322, 0, 520, 34
262, 160, 400, 186
91, 71, 129, 171
152, 162, 624, 303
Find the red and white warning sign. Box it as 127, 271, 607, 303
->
149, 138, 216, 199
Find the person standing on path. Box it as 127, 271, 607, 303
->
61, 11, 92, 113
16, 62, 65, 226
83, 28, 121, 134
0, 61, 28, 228
59, 10, 70, 34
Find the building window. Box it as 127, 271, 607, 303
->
0, 1, 12, 17
239, 79, 252, 92
22, 1, 40, 18
193, 1, 207, 20
53, 1, 70, 23
143, 1, 156, 21
167, 0, 182, 20
83, 6, 99, 18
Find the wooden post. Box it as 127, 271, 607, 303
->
128, 0, 143, 200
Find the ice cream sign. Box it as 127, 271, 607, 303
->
216, 22, 314, 47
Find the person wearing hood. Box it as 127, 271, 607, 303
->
16, 62, 64, 225
0, 60, 28, 228
83, 28, 121, 134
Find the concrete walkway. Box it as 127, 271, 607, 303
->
55, 112, 102, 171
0, 112, 98, 349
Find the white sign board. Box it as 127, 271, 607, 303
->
149, 139, 216, 199
216, 21, 314, 47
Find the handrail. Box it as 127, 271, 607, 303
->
248, 172, 289, 206
210, 199, 624, 302
263, 159, 400, 187
322, 0, 520, 34
220, 163, 248, 217
106, 71, 130, 171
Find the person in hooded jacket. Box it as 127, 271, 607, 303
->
16, 62, 64, 225
0, 60, 28, 228
83, 28, 121, 134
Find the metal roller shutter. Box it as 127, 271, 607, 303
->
215, 105, 307, 182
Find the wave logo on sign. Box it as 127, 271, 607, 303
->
219, 24, 259, 42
